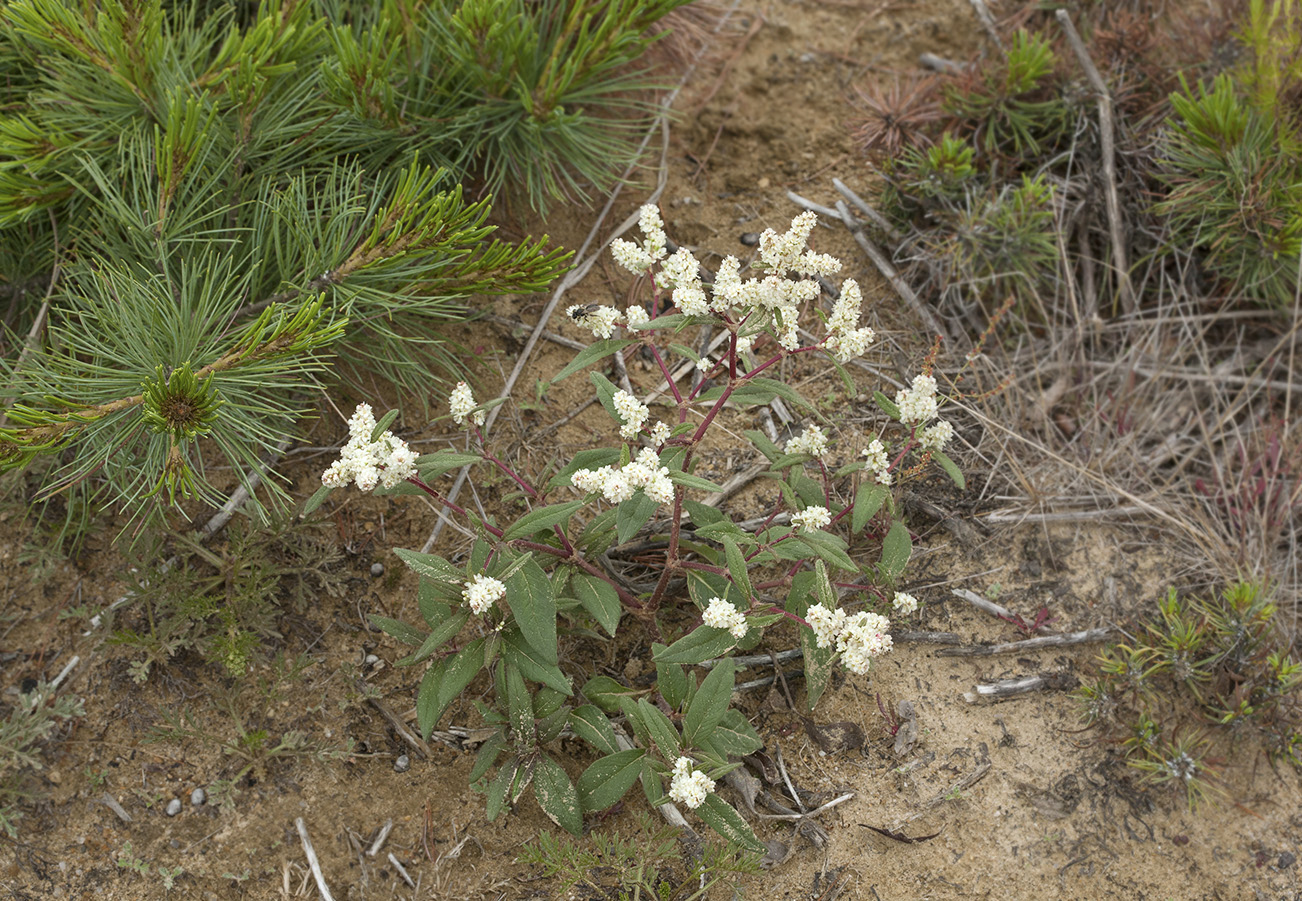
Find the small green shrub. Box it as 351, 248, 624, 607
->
0, 683, 84, 836
1075, 581, 1301, 807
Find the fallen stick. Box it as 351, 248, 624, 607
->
963, 671, 1077, 703
950, 588, 1019, 623
831, 178, 902, 243
296, 817, 336, 901
359, 680, 431, 759
388, 853, 416, 889
99, 793, 132, 823
1055, 10, 1134, 315
968, 0, 1004, 50
367, 819, 394, 857
978, 505, 1148, 524
937, 628, 1112, 657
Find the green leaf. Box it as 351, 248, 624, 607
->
813, 561, 836, 609
416, 450, 484, 479
502, 500, 585, 540
873, 390, 901, 421
578, 507, 618, 555
418, 576, 460, 625
577, 749, 645, 812
551, 338, 639, 383
615, 491, 660, 545
667, 342, 702, 364
722, 537, 753, 600
537, 706, 570, 743
369, 615, 427, 649
571, 572, 622, 636
641, 758, 667, 807
654, 625, 737, 665
416, 637, 486, 739
683, 659, 734, 748
789, 472, 825, 507
880, 520, 913, 581
302, 484, 332, 515
683, 498, 726, 527
696, 793, 765, 853
801, 621, 837, 711
744, 429, 782, 462
668, 471, 723, 492
797, 531, 858, 573
589, 371, 619, 421
713, 709, 765, 757
505, 664, 535, 750
933, 450, 966, 489
693, 520, 757, 545
655, 650, 690, 710
394, 547, 463, 584
744, 376, 820, 416
470, 732, 506, 783
636, 698, 681, 759
486, 756, 519, 822
370, 408, 401, 442
582, 675, 640, 713
570, 705, 619, 754
533, 756, 582, 835
852, 483, 889, 534
504, 556, 557, 665
397, 608, 470, 666
501, 628, 572, 696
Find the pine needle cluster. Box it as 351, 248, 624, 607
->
0, 0, 688, 539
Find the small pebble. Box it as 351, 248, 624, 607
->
371, 562, 385, 577
393, 754, 410, 774
739, 232, 760, 246
165, 799, 182, 817
190, 788, 206, 807
365, 654, 380, 667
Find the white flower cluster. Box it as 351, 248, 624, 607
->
861, 438, 892, 486
566, 304, 649, 339
823, 279, 877, 364
918, 419, 954, 452
321, 404, 418, 492
892, 591, 919, 614
786, 425, 829, 458
791, 505, 831, 533
702, 597, 748, 639
668, 757, 715, 809
571, 447, 674, 505
805, 604, 893, 675
610, 206, 855, 355
895, 374, 939, 426
462, 574, 506, 615
611, 205, 669, 273
612, 389, 650, 439
450, 382, 485, 427
649, 421, 671, 446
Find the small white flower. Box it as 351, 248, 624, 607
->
806, 604, 847, 650
462, 574, 506, 615
710, 256, 744, 312
611, 239, 655, 273
791, 505, 832, 533
827, 279, 863, 334
895, 374, 940, 426
625, 305, 649, 328
702, 597, 748, 639
836, 610, 893, 675
861, 439, 889, 475
449, 382, 484, 427
892, 591, 919, 614
759, 211, 818, 274
645, 471, 675, 504
786, 425, 829, 459
321, 405, 417, 492
735, 334, 754, 356
567, 304, 621, 339
919, 420, 954, 452
649, 421, 671, 446
825, 326, 876, 363
668, 757, 715, 809
612, 389, 650, 440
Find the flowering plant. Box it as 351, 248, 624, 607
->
309, 207, 963, 848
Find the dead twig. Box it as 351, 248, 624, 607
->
937, 627, 1113, 657
963, 671, 1077, 703
367, 819, 394, 857
295, 817, 336, 901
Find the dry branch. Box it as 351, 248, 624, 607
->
295, 817, 336, 901
937, 628, 1112, 657
963, 671, 1077, 703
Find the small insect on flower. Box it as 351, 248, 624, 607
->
567, 304, 602, 322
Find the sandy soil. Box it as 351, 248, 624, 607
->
2, 1, 1300, 899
